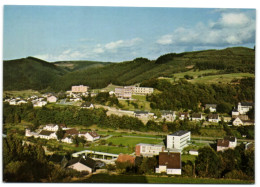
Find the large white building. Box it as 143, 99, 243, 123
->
115, 87, 132, 99
167, 131, 191, 150
133, 87, 154, 95
71, 85, 89, 93
135, 143, 165, 157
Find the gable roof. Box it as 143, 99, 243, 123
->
217, 139, 229, 147
135, 111, 148, 114
208, 114, 219, 119
158, 152, 181, 169
65, 128, 79, 135
117, 154, 135, 164
39, 130, 55, 136
240, 102, 254, 107
192, 113, 202, 118
205, 104, 217, 108
67, 156, 96, 169
87, 131, 99, 138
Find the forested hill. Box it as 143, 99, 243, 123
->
3, 57, 66, 91
3, 47, 255, 91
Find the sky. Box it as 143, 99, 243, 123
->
3, 6, 256, 62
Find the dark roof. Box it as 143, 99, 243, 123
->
39, 130, 55, 136
217, 139, 229, 147
67, 156, 96, 169
170, 130, 189, 136
224, 136, 236, 142
208, 114, 219, 119
88, 131, 99, 138
158, 152, 181, 169
46, 124, 58, 127
59, 124, 67, 128
65, 128, 79, 135
205, 104, 217, 108
48, 154, 68, 168
178, 112, 189, 117
192, 113, 202, 118
240, 102, 254, 106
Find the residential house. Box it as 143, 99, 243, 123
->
161, 110, 176, 122
155, 152, 182, 175
167, 131, 191, 150
178, 112, 190, 120
17, 100, 27, 105
191, 113, 203, 121
61, 134, 73, 144
134, 111, 154, 119
78, 131, 100, 142
233, 117, 254, 126
47, 96, 57, 103
44, 124, 59, 131
205, 104, 217, 112
231, 110, 240, 118
81, 102, 94, 109
67, 156, 96, 173
135, 143, 165, 157
207, 114, 219, 123
33, 100, 47, 107
71, 85, 89, 93
38, 130, 57, 140
9, 99, 17, 105
65, 128, 79, 136
217, 136, 237, 152
237, 102, 253, 115
25, 129, 39, 138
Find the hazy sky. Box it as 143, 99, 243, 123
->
3, 6, 256, 62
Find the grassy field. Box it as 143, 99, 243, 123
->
159, 69, 254, 84
3, 89, 41, 98
81, 174, 254, 184
119, 95, 151, 111
107, 136, 163, 147
87, 145, 132, 154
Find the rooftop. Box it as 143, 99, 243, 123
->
170, 130, 190, 137
158, 152, 181, 169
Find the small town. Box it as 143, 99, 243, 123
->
3, 5, 255, 184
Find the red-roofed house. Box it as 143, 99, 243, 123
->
155, 152, 181, 175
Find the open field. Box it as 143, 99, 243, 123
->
81, 174, 254, 184
3, 89, 41, 98
159, 69, 254, 84
107, 136, 163, 147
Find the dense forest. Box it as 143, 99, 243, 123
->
142, 77, 254, 112
3, 47, 255, 91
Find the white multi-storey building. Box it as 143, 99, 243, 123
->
167, 131, 191, 150
135, 143, 165, 157
133, 87, 154, 95
115, 87, 132, 99
71, 85, 89, 93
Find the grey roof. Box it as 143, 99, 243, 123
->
208, 114, 219, 119
205, 104, 217, 108
161, 110, 174, 115
240, 102, 254, 106
81, 102, 92, 107
67, 156, 96, 169
192, 113, 202, 118
170, 130, 190, 136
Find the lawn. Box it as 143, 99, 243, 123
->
81, 174, 254, 184
107, 136, 163, 147
3, 89, 41, 98
181, 154, 197, 163
87, 145, 132, 154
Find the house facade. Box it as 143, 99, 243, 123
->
38, 130, 57, 140
71, 85, 89, 93
115, 87, 132, 99
155, 152, 182, 175
161, 110, 176, 122
191, 113, 203, 121
205, 104, 217, 112
132, 87, 154, 95
237, 102, 253, 115
135, 143, 165, 157
47, 96, 57, 103
208, 114, 219, 123
67, 156, 96, 173
217, 136, 237, 152
167, 131, 191, 150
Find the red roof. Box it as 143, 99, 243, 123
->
158, 152, 181, 169
116, 154, 135, 164
217, 139, 229, 147
65, 128, 79, 135
88, 131, 99, 138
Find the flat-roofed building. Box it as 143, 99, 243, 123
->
115, 87, 132, 99
71, 85, 89, 93
133, 87, 154, 95
135, 143, 165, 157
167, 131, 191, 150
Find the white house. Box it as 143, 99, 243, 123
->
233, 117, 255, 126
33, 101, 47, 107
17, 100, 27, 105
79, 131, 100, 142
189, 150, 199, 156
178, 112, 189, 120
81, 102, 94, 109
237, 102, 253, 115
155, 152, 181, 175
207, 114, 219, 123
9, 99, 17, 105
205, 104, 217, 112
135, 143, 165, 157
44, 124, 60, 131
217, 136, 237, 152
161, 110, 176, 122
67, 156, 96, 173
38, 130, 57, 140
61, 135, 73, 144
191, 113, 203, 121
167, 131, 191, 150
47, 96, 57, 103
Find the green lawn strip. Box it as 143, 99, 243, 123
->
88, 145, 132, 154
82, 174, 253, 184
181, 154, 197, 163
107, 136, 163, 147
3, 90, 41, 98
